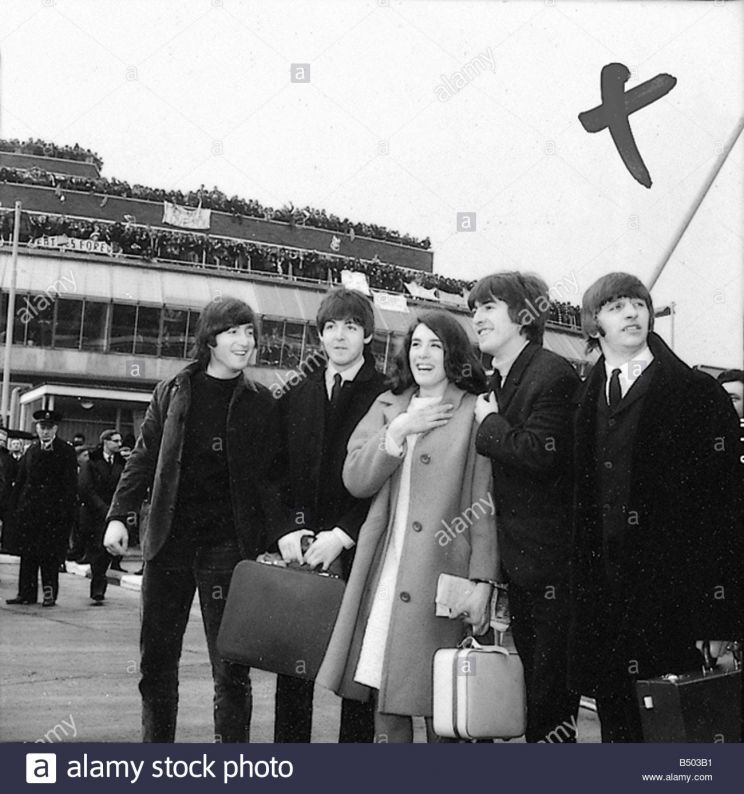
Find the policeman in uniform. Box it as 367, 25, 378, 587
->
5, 409, 78, 607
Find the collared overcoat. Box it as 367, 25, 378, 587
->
79, 446, 126, 543
316, 382, 499, 716
6, 437, 77, 558
569, 332, 743, 695
475, 342, 579, 589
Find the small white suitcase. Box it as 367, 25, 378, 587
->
433, 636, 526, 740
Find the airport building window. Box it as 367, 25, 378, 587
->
304, 324, 323, 364
259, 318, 284, 367
110, 303, 137, 354
54, 298, 84, 349
185, 310, 199, 358
1, 291, 398, 372
282, 321, 304, 370
134, 305, 161, 356
161, 307, 189, 358
81, 300, 108, 352
23, 293, 55, 348
371, 332, 389, 372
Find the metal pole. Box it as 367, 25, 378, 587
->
1, 200, 21, 426
669, 302, 676, 351
648, 118, 744, 291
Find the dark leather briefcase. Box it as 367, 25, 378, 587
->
217, 557, 345, 681
635, 644, 741, 742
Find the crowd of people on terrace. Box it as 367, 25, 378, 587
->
0, 138, 103, 170
0, 158, 431, 249
0, 208, 582, 327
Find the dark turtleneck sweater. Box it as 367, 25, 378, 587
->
173, 370, 239, 545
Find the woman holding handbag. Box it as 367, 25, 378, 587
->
316, 310, 499, 742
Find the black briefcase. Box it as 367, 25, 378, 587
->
217, 557, 345, 681
635, 646, 741, 742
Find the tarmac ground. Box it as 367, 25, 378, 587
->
0, 552, 600, 744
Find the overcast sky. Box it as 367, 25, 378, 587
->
1, 0, 741, 367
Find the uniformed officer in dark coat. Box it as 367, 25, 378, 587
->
5, 409, 78, 607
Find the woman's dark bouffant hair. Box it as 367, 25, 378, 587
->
190, 297, 260, 368
387, 311, 487, 395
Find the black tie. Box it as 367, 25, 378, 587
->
608, 368, 622, 408
330, 373, 343, 406
490, 369, 503, 400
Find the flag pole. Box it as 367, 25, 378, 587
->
1, 201, 21, 426
669, 302, 676, 351
648, 118, 744, 291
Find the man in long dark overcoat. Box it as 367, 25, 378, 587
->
78, 429, 126, 604
570, 273, 742, 742
5, 410, 77, 607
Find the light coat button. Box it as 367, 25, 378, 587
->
412, 521, 422, 532
420, 453, 431, 464
399, 592, 411, 603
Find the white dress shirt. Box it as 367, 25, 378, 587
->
604, 345, 654, 404
325, 356, 365, 400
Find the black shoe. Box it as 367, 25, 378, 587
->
42, 597, 56, 607
6, 596, 33, 605
91, 594, 105, 605
110, 562, 126, 572
134, 568, 144, 575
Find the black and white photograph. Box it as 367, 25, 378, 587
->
0, 0, 742, 788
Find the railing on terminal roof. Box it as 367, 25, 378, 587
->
0, 159, 430, 250
0, 208, 584, 331
0, 207, 465, 297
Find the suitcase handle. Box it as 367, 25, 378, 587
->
701, 641, 716, 673
701, 640, 742, 675
459, 635, 510, 656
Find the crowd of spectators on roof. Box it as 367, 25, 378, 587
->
0, 138, 103, 170
0, 159, 431, 249
0, 207, 582, 329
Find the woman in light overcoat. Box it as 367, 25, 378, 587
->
316, 311, 499, 742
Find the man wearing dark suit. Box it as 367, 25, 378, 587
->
469, 271, 580, 743
570, 272, 742, 742
78, 429, 125, 605
5, 409, 77, 607
269, 287, 387, 743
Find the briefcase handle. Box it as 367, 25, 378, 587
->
255, 551, 342, 580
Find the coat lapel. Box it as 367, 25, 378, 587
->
499, 343, 540, 413
610, 359, 657, 416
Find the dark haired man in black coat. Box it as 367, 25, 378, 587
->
78, 429, 125, 604
269, 287, 387, 743
469, 271, 580, 744
570, 273, 742, 742
104, 298, 286, 743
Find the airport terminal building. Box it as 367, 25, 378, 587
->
1, 145, 590, 442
